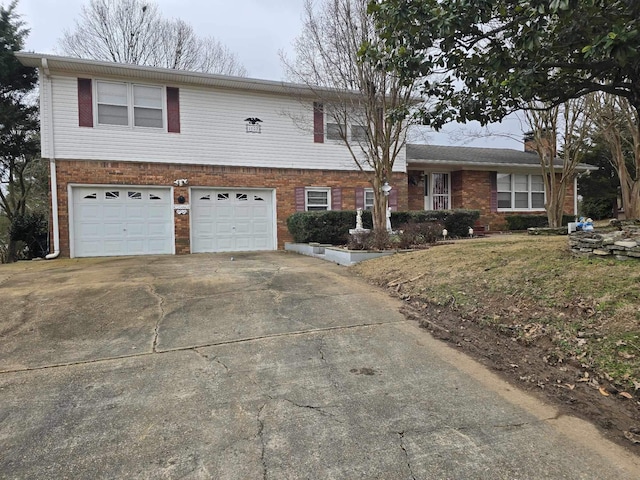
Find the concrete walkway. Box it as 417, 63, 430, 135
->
0, 252, 638, 479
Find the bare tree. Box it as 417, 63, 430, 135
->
59, 0, 247, 76
525, 98, 592, 227
282, 0, 420, 231
588, 93, 640, 219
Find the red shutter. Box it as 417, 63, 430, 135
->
313, 102, 324, 143
167, 87, 180, 133
388, 188, 398, 211
355, 188, 365, 209
331, 188, 342, 210
77, 78, 93, 127
295, 187, 306, 212
490, 171, 498, 213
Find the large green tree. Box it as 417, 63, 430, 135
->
368, 0, 640, 215
0, 1, 41, 262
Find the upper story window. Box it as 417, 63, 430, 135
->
351, 124, 368, 142
133, 85, 163, 128
97, 81, 129, 126
498, 173, 545, 210
326, 122, 343, 141
96, 81, 163, 129
305, 188, 331, 211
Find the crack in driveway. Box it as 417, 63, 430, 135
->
0, 321, 406, 375
146, 282, 166, 353
397, 431, 417, 480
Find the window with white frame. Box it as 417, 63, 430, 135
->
326, 122, 343, 141
424, 173, 450, 210
97, 81, 129, 126
364, 188, 374, 210
96, 81, 164, 128
497, 173, 545, 210
351, 124, 368, 142
133, 85, 163, 128
305, 188, 331, 211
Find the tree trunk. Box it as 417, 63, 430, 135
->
6, 238, 18, 263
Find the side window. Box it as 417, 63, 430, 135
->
305, 188, 331, 211
96, 81, 128, 126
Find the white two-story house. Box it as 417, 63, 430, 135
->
17, 53, 407, 258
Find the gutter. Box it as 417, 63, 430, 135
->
42, 58, 60, 259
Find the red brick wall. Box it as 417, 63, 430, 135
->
405, 169, 576, 231
53, 159, 407, 257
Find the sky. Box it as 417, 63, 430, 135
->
14, 0, 524, 150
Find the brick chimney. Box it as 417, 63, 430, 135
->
523, 131, 536, 153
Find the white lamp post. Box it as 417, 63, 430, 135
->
381, 182, 392, 232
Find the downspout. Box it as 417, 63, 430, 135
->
42, 58, 60, 259
573, 175, 579, 219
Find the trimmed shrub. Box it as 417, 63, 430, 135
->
395, 221, 444, 249
505, 214, 575, 231
286, 209, 480, 244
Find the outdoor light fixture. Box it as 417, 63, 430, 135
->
442, 228, 448, 240
468, 227, 474, 237
381, 181, 392, 196
174, 178, 188, 187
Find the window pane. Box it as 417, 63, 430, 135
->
307, 206, 328, 211
98, 104, 128, 125
497, 174, 511, 191
133, 85, 162, 108
307, 191, 328, 205
531, 175, 544, 192
498, 192, 511, 209
515, 192, 528, 208
364, 190, 374, 210
514, 174, 528, 192
326, 123, 342, 140
97, 82, 127, 105
532, 192, 545, 209
134, 107, 163, 128
351, 125, 368, 142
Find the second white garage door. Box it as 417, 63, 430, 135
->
191, 188, 275, 253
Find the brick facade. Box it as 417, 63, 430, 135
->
53, 159, 407, 257
407, 169, 576, 231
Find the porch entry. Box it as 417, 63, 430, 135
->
424, 173, 450, 210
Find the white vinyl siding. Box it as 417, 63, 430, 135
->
305, 188, 331, 211
46, 74, 407, 172
498, 173, 546, 211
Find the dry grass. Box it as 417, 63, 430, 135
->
353, 234, 640, 388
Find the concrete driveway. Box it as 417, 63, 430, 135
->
0, 252, 638, 479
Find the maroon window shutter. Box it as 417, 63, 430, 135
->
490, 171, 498, 213
295, 187, 306, 212
355, 188, 365, 209
313, 102, 324, 143
78, 78, 93, 127
331, 188, 342, 210
167, 87, 180, 133
388, 188, 399, 211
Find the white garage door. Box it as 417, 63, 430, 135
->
192, 188, 275, 253
72, 186, 173, 257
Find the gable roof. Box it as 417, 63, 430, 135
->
407, 144, 597, 172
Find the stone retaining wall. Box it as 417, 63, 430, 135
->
569, 221, 640, 260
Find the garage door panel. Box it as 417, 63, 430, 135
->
192, 188, 274, 253
73, 186, 172, 257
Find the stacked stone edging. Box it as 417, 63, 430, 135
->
569, 220, 640, 260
